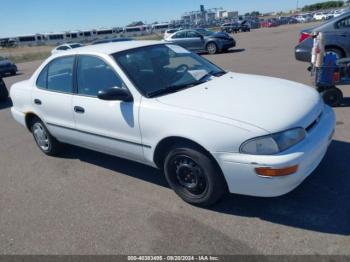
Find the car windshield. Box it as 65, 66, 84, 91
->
0, 56, 5, 61
113, 44, 225, 98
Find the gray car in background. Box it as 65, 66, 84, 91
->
164, 29, 236, 54
295, 11, 350, 62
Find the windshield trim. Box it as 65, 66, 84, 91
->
112, 44, 225, 98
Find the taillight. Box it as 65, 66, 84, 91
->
299, 32, 311, 43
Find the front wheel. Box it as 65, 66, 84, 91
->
164, 145, 227, 206
206, 42, 218, 55
30, 117, 63, 156
325, 47, 344, 60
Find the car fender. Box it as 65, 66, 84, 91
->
139, 98, 267, 167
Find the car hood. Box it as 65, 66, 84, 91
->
156, 72, 323, 133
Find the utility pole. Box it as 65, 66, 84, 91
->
296, 0, 299, 10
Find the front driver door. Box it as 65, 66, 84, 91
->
72, 55, 144, 162
185, 31, 205, 51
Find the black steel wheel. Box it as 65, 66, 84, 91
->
164, 144, 227, 206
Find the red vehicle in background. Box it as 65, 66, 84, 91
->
260, 19, 279, 28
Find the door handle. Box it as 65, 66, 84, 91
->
34, 99, 42, 105
74, 106, 85, 114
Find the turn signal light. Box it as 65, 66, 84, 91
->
255, 165, 299, 177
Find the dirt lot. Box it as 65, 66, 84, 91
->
1, 23, 350, 255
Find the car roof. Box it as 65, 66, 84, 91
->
52, 40, 162, 56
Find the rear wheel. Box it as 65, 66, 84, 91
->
321, 87, 343, 107
206, 42, 218, 55
30, 117, 63, 156
325, 47, 344, 60
164, 144, 227, 206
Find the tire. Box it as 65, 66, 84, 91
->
321, 87, 343, 107
10, 70, 16, 76
164, 144, 227, 206
30, 117, 63, 156
325, 47, 344, 60
206, 42, 218, 55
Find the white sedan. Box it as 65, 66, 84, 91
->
51, 43, 84, 54
10, 41, 335, 206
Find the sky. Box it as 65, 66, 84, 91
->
0, 0, 330, 37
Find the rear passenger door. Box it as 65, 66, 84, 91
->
32, 56, 76, 143
71, 55, 144, 162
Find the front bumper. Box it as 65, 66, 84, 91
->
213, 105, 335, 197
219, 39, 236, 51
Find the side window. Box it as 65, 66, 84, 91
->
187, 31, 201, 38
36, 65, 48, 89
47, 56, 75, 93
336, 17, 350, 29
172, 31, 187, 39
77, 55, 125, 97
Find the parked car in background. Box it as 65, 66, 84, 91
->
164, 29, 235, 54
239, 20, 251, 32
313, 12, 333, 21
295, 14, 313, 23
10, 41, 335, 206
295, 12, 350, 62
92, 38, 132, 45
279, 16, 299, 24
260, 19, 279, 28
0, 77, 9, 101
51, 43, 84, 54
164, 28, 182, 39
221, 22, 240, 33
221, 21, 250, 33
248, 18, 261, 29
0, 56, 17, 76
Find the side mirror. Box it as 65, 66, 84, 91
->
97, 87, 133, 102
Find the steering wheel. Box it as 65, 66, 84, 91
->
169, 64, 189, 83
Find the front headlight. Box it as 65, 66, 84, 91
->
240, 128, 306, 155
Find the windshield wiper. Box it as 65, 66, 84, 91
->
197, 70, 226, 82
147, 70, 226, 98
147, 82, 197, 98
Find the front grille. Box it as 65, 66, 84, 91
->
306, 113, 322, 133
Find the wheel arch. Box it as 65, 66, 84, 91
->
325, 45, 346, 58
24, 112, 40, 132
153, 136, 219, 170
205, 40, 218, 49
